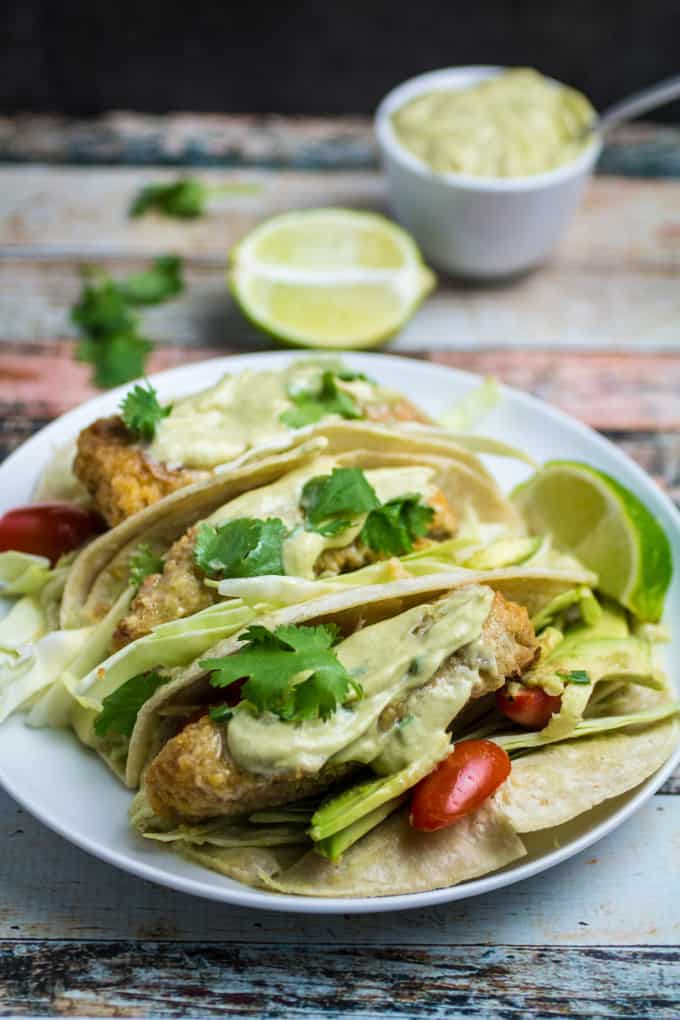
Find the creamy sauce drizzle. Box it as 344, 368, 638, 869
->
226, 585, 494, 776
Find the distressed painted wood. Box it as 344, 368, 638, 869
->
0, 114, 678, 178
2, 940, 680, 1018
0, 169, 679, 350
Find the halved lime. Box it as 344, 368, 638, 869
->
228, 209, 435, 349
512, 460, 673, 622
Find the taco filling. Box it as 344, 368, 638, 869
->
142, 587, 537, 821
73, 361, 430, 526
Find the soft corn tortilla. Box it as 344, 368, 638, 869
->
495, 716, 679, 833
176, 802, 526, 898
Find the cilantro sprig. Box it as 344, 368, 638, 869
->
71, 257, 184, 388
194, 518, 287, 579
128, 543, 165, 589
301, 467, 435, 555
120, 381, 171, 441
201, 623, 362, 723
94, 670, 168, 738
301, 468, 379, 536
130, 177, 261, 220
279, 371, 363, 428
361, 495, 434, 556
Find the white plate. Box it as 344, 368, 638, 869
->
0, 350, 678, 914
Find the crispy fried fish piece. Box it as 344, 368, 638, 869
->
74, 417, 207, 528
144, 591, 538, 822
111, 489, 458, 651
74, 396, 429, 527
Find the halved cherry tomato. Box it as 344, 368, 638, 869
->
0, 502, 104, 564
496, 684, 562, 730
409, 739, 511, 832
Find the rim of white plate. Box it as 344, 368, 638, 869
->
0, 350, 678, 915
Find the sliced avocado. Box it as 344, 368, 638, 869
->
560, 599, 629, 646
309, 754, 439, 842
463, 537, 541, 571
528, 636, 660, 697
315, 794, 408, 862
249, 807, 314, 824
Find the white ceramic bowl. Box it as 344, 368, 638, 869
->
375, 66, 602, 279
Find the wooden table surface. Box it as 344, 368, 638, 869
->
0, 115, 679, 1019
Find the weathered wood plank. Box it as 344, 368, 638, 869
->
0, 789, 678, 945
0, 113, 678, 177
4, 343, 680, 436
0, 169, 678, 270
1, 171, 679, 350
1, 940, 679, 1018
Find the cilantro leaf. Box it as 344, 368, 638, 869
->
556, 668, 592, 685
71, 273, 138, 339
130, 178, 208, 219
128, 543, 164, 589
209, 703, 234, 723
94, 670, 168, 738
194, 518, 287, 579
360, 494, 435, 556
76, 333, 153, 389
279, 371, 363, 428
121, 255, 184, 305
120, 381, 172, 441
200, 622, 361, 722
301, 468, 379, 533
335, 370, 376, 383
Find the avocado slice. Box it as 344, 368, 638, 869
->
309, 754, 440, 843
463, 537, 541, 571
315, 794, 408, 862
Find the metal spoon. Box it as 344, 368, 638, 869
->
591, 73, 680, 137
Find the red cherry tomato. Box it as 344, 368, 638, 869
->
496, 684, 562, 730
0, 502, 104, 565
409, 739, 511, 832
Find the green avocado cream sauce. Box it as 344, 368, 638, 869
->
391, 68, 595, 178
147, 360, 387, 471
226, 585, 495, 777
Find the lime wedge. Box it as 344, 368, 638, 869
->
228, 209, 435, 349
512, 460, 673, 622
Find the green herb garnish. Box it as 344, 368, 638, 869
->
120, 255, 184, 304
201, 623, 361, 722
71, 257, 184, 388
130, 177, 261, 219
360, 495, 435, 556
128, 543, 165, 589
300, 468, 379, 535
194, 518, 287, 579
300, 467, 434, 554
120, 381, 171, 441
94, 670, 168, 738
279, 371, 363, 428
209, 704, 234, 723
556, 668, 592, 685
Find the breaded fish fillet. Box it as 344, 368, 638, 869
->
75, 397, 429, 527
74, 417, 207, 527
112, 489, 458, 651
144, 591, 538, 822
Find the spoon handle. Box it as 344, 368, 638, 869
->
596, 74, 680, 135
